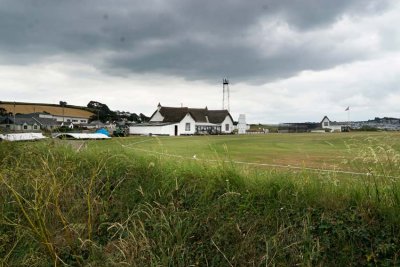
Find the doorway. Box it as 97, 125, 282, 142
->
174, 125, 178, 136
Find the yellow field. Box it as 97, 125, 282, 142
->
0, 102, 94, 118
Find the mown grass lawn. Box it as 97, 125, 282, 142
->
94, 131, 400, 171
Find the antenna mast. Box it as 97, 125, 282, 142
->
222, 78, 230, 111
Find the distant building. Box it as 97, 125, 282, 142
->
80, 120, 116, 133
237, 114, 250, 134
0, 116, 41, 132
129, 103, 234, 136
350, 117, 400, 131
0, 113, 60, 132
81, 120, 106, 129
321, 116, 349, 132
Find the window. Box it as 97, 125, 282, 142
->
80, 120, 86, 123
185, 123, 190, 131
324, 122, 328, 126
23, 125, 28, 129
72, 119, 78, 122
67, 119, 71, 122
33, 125, 38, 129
225, 124, 229, 131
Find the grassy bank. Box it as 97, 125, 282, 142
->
1, 136, 400, 266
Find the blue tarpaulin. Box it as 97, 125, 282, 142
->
95, 128, 110, 137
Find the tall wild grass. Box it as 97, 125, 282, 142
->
0, 137, 400, 266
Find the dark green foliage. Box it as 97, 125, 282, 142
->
1, 140, 400, 266
0, 107, 9, 116
87, 100, 149, 123
359, 125, 379, 131
87, 100, 118, 122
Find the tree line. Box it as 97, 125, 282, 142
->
86, 101, 149, 123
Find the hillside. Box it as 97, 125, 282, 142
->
0, 101, 94, 119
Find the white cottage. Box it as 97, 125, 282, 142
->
129, 104, 234, 136
321, 116, 349, 132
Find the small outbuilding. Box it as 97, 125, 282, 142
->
237, 114, 250, 134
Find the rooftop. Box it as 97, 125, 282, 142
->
154, 105, 233, 124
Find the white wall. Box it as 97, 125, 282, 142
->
328, 125, 343, 132
237, 114, 247, 134
238, 123, 247, 134
150, 111, 164, 122
129, 124, 173, 136
321, 117, 343, 132
177, 114, 196, 135
130, 114, 196, 136
38, 114, 54, 119
321, 117, 330, 129
220, 116, 234, 133
53, 115, 88, 124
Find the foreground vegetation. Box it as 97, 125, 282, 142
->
1, 133, 400, 266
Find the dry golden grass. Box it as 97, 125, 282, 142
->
0, 102, 94, 118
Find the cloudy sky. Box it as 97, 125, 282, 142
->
1, 0, 399, 123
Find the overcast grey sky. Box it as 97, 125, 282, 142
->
0, 0, 399, 123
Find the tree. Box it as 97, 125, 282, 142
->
87, 101, 117, 122
128, 113, 140, 122
0, 107, 8, 116
139, 113, 150, 122
86, 100, 149, 123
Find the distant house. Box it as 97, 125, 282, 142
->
129, 104, 234, 136
321, 116, 349, 132
0, 113, 60, 131
0, 117, 41, 132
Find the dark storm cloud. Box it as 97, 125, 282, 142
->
0, 0, 391, 82
108, 37, 365, 83
271, 0, 389, 29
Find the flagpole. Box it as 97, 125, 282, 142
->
345, 106, 350, 131
13, 101, 16, 129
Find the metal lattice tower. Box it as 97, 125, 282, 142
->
222, 78, 230, 111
